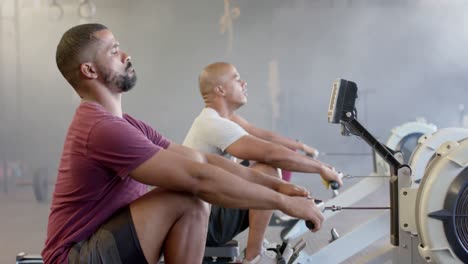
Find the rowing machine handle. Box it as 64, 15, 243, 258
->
305, 199, 324, 230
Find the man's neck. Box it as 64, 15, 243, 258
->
97, 97, 123, 117
205, 102, 235, 119
80, 86, 123, 117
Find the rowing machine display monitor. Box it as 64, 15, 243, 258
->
327, 79, 409, 246
328, 79, 358, 125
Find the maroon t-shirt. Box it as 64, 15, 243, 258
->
42, 102, 170, 264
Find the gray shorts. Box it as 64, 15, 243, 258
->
68, 206, 147, 264
206, 160, 251, 247
206, 206, 250, 246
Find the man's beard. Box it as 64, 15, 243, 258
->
103, 62, 137, 92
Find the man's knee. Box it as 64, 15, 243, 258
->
166, 191, 211, 220
250, 162, 281, 178
184, 194, 211, 219
132, 188, 210, 220
129, 190, 210, 263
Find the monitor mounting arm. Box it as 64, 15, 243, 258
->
328, 79, 411, 246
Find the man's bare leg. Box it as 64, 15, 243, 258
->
244, 163, 280, 261
130, 188, 210, 263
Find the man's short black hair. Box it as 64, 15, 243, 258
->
56, 23, 108, 87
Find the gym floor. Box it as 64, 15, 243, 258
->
1, 173, 393, 264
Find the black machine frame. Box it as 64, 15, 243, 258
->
327, 79, 412, 246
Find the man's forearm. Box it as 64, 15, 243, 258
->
205, 153, 283, 191
269, 132, 303, 151
194, 162, 285, 210
267, 145, 325, 173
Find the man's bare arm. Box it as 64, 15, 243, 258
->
130, 148, 280, 209
225, 135, 343, 186
128, 147, 323, 229
230, 114, 316, 155
164, 143, 308, 196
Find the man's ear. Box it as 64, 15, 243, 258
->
80, 62, 98, 79
214, 85, 226, 96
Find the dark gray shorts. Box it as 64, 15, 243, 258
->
68, 206, 147, 264
206, 206, 250, 246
